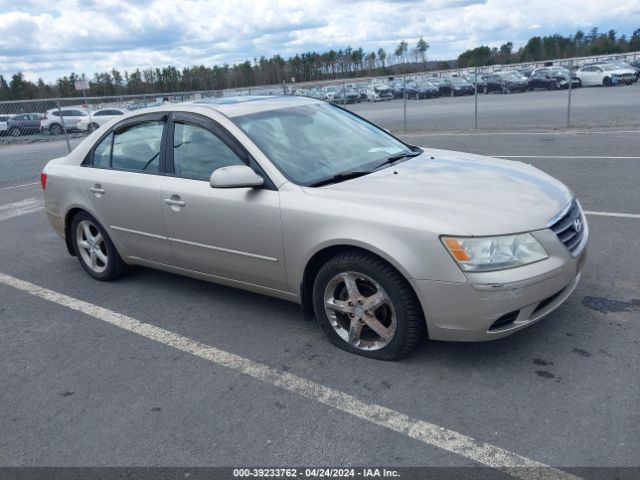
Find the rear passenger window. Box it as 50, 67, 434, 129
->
93, 133, 113, 168
173, 122, 245, 181
111, 121, 163, 172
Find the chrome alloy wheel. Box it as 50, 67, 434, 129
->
323, 271, 397, 351
76, 220, 108, 274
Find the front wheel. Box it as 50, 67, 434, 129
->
603, 77, 612, 87
9, 127, 20, 137
71, 212, 127, 281
312, 250, 425, 360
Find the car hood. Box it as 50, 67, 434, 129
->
610, 68, 636, 75
302, 148, 573, 236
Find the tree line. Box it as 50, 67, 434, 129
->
457, 27, 640, 67
1, 27, 638, 101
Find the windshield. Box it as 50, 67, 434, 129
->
233, 103, 413, 186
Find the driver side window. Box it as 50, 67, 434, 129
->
173, 122, 245, 181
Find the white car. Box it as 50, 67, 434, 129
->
321, 86, 338, 101
366, 84, 393, 101
41, 108, 89, 135
77, 108, 128, 132
0, 114, 14, 135
577, 64, 636, 87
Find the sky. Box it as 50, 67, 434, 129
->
0, 0, 639, 83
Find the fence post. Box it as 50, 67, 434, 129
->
474, 66, 478, 129
342, 80, 346, 106
403, 75, 407, 132
567, 59, 573, 128
56, 102, 71, 154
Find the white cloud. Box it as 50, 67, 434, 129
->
0, 0, 637, 82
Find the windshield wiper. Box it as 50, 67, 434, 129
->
307, 170, 372, 187
374, 150, 422, 170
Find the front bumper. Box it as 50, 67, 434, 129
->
411, 227, 588, 341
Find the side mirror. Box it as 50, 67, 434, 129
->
210, 165, 264, 189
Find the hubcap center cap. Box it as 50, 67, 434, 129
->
354, 305, 365, 318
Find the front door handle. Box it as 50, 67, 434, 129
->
89, 184, 105, 196
164, 195, 186, 208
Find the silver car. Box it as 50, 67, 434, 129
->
42, 96, 588, 360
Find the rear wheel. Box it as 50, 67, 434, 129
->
9, 127, 20, 137
49, 123, 63, 135
312, 250, 425, 360
71, 212, 127, 281
87, 122, 100, 132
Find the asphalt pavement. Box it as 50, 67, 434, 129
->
0, 113, 639, 478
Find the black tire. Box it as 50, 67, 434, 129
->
9, 127, 20, 137
71, 211, 127, 281
88, 122, 99, 132
603, 77, 612, 87
312, 250, 426, 360
49, 123, 63, 135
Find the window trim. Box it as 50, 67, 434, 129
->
166, 112, 276, 190
82, 112, 168, 176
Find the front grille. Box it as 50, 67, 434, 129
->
549, 200, 585, 255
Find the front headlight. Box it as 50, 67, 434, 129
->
441, 233, 548, 272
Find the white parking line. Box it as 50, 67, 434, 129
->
585, 211, 640, 219
402, 130, 640, 137
0, 198, 43, 222
496, 155, 640, 159
0, 182, 39, 191
0, 272, 580, 480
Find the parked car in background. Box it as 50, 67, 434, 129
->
427, 78, 449, 96
528, 67, 580, 90
629, 60, 640, 79
577, 64, 636, 87
404, 81, 437, 99
333, 87, 361, 104
389, 80, 405, 99
321, 86, 339, 101
7, 113, 43, 136
0, 114, 14, 135
77, 108, 128, 132
517, 66, 534, 78
607, 62, 638, 83
366, 83, 393, 101
416, 81, 440, 98
442, 77, 475, 96
354, 83, 369, 101
494, 72, 528, 93
41, 108, 89, 135
481, 74, 507, 94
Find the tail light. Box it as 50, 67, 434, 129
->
40, 173, 47, 191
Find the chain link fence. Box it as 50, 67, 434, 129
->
1, 52, 639, 183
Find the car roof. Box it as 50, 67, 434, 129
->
187, 95, 324, 117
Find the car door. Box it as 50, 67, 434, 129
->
160, 113, 287, 291
81, 112, 173, 264
27, 114, 41, 132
